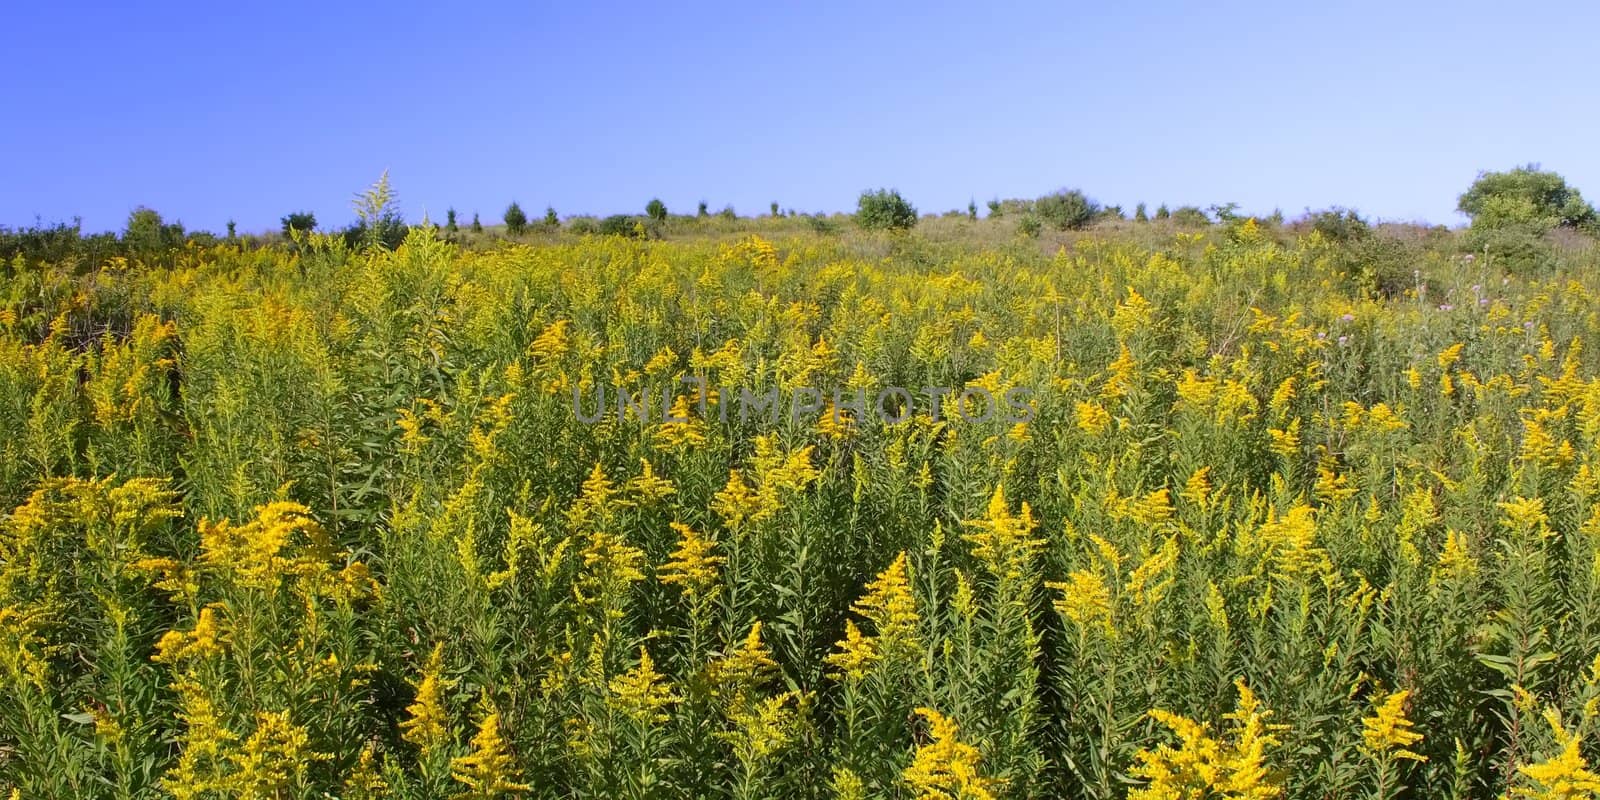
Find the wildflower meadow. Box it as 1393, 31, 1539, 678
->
7, 199, 1600, 798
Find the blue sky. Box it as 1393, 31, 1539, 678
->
4, 1, 1596, 233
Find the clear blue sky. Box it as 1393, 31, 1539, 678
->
4, 1, 1597, 234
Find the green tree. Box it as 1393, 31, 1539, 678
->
544, 207, 559, 227
445, 208, 458, 233
504, 202, 527, 236
123, 206, 185, 254
1034, 189, 1099, 230
1458, 165, 1596, 232
968, 200, 978, 220
281, 211, 317, 238
646, 198, 668, 222
855, 189, 918, 231
471, 212, 483, 233
697, 201, 709, 218
1134, 203, 1148, 222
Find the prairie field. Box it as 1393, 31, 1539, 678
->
8, 213, 1600, 799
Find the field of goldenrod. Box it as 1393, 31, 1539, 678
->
6, 219, 1600, 798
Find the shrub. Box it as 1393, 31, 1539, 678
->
968, 200, 978, 221
1305, 207, 1370, 242
719, 206, 737, 221
544, 207, 559, 227
445, 208, 457, 233
1155, 204, 1170, 220
1459, 165, 1596, 232
1034, 189, 1099, 230
504, 202, 527, 236
1017, 214, 1042, 238
987, 199, 1002, 218
1464, 224, 1554, 274
1170, 206, 1211, 227
856, 188, 918, 231
805, 214, 840, 235
770, 202, 780, 217
646, 198, 668, 222
599, 214, 645, 238
281, 211, 317, 238
124, 206, 186, 254
569, 217, 598, 235
1135, 203, 1148, 222
697, 201, 709, 218
471, 212, 483, 233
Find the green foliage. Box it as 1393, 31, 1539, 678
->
855, 188, 918, 231
544, 207, 559, 227
598, 214, 646, 238
123, 207, 186, 255
1134, 203, 1148, 222
1305, 207, 1370, 242
281, 211, 317, 239
968, 200, 978, 221
1155, 204, 1170, 220
805, 213, 840, 235
719, 205, 737, 221
1208, 202, 1242, 223
1034, 189, 1100, 230
1465, 223, 1555, 274
646, 198, 668, 222
445, 208, 458, 233
770, 201, 780, 217
1017, 213, 1042, 238
471, 212, 483, 233
1170, 206, 1210, 227
1459, 165, 1596, 232
504, 202, 527, 236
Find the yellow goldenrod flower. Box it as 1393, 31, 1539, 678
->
401, 644, 455, 754
847, 552, 921, 660
707, 621, 778, 694
1361, 689, 1426, 762
343, 742, 389, 800
450, 706, 531, 799
832, 767, 867, 800
1129, 680, 1285, 800
231, 711, 331, 800
152, 605, 226, 664
963, 486, 1043, 581
825, 620, 876, 681
903, 708, 997, 800
657, 522, 723, 598
626, 459, 677, 504
1075, 400, 1112, 435
1432, 529, 1478, 584
1048, 570, 1114, 639
719, 691, 801, 763
608, 647, 679, 723
1512, 709, 1600, 799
